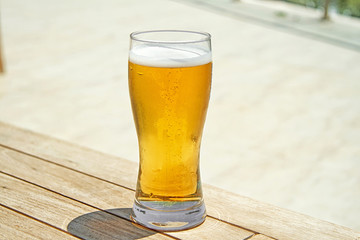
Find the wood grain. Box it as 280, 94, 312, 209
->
0, 173, 171, 240
204, 185, 360, 240
0, 121, 138, 189
0, 206, 80, 239
249, 234, 276, 240
1, 122, 360, 240
0, 145, 254, 240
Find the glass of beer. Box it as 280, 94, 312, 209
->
128, 30, 212, 231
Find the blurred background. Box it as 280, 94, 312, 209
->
0, 0, 359, 231
285, 0, 360, 18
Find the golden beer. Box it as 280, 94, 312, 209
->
129, 61, 212, 201
129, 30, 212, 231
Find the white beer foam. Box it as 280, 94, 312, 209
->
129, 44, 212, 67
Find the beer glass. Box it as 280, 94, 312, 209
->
128, 30, 212, 231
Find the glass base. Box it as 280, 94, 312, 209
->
131, 199, 206, 231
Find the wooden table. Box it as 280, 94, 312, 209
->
0, 122, 359, 240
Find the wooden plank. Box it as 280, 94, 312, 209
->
0, 145, 255, 240
0, 121, 138, 189
0, 205, 81, 239
248, 234, 276, 240
0, 173, 172, 240
1, 122, 360, 240
204, 183, 360, 240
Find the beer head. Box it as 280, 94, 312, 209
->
129, 45, 212, 68
129, 30, 212, 68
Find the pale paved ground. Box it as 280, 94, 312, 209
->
0, 0, 359, 231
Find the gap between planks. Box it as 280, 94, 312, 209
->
0, 145, 255, 240
1, 122, 359, 240
0, 204, 82, 240
0, 172, 175, 240
0, 142, 255, 235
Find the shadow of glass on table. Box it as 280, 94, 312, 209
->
67, 208, 157, 240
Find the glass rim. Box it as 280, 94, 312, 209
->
130, 30, 211, 44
